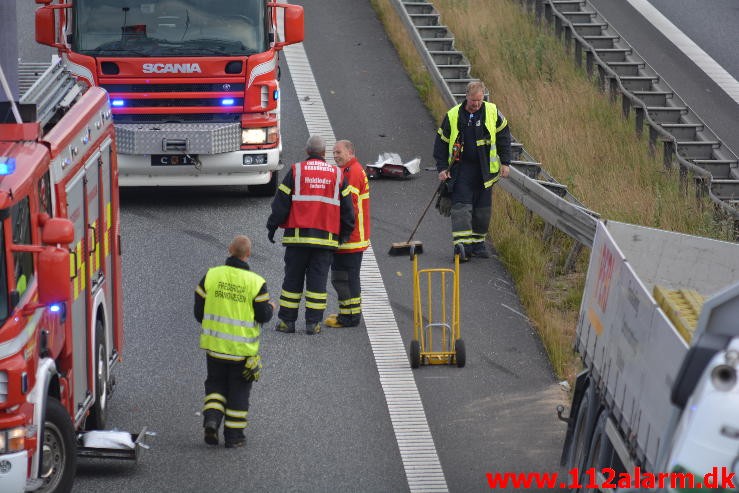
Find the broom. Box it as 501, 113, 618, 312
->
388, 182, 443, 256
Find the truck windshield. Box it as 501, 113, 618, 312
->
72, 0, 266, 57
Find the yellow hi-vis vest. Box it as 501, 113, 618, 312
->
446, 101, 506, 188
200, 265, 264, 357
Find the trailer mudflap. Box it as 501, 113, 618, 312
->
77, 427, 152, 461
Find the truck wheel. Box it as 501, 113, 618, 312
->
454, 339, 466, 367
567, 385, 599, 475
38, 398, 76, 493
249, 171, 278, 197
585, 410, 617, 474
86, 320, 108, 430
409, 340, 421, 368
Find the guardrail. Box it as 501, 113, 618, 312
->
390, 0, 599, 256
528, 0, 739, 234
389, 0, 739, 247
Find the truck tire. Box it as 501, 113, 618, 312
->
567, 384, 599, 475
249, 171, 278, 197
38, 398, 76, 493
86, 320, 108, 430
585, 410, 616, 473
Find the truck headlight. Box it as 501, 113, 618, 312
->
242, 126, 279, 145
242, 128, 267, 145
0, 427, 26, 453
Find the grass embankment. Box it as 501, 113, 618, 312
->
371, 0, 730, 382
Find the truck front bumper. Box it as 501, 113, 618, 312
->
0, 450, 28, 493
117, 149, 282, 187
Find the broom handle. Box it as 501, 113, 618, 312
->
405, 183, 442, 243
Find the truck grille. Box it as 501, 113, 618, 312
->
113, 113, 240, 124
102, 83, 245, 93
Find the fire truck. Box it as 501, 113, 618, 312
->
34, 0, 304, 194
0, 59, 133, 492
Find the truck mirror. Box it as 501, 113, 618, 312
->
35, 6, 56, 47
273, 3, 304, 49
38, 247, 71, 305
42, 218, 74, 245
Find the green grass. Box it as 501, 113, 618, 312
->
370, 0, 731, 381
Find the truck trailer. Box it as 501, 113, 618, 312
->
561, 220, 739, 491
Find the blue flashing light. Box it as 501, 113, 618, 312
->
0, 157, 17, 176
273, 89, 279, 101
221, 98, 235, 106
111, 99, 125, 107
49, 304, 62, 313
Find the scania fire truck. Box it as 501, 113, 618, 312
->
0, 60, 126, 492
34, 0, 304, 193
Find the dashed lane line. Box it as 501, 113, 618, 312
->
282, 33, 450, 493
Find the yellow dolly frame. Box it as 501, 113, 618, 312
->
408, 245, 465, 368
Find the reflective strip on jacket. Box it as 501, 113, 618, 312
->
200, 265, 264, 357
442, 101, 507, 188
337, 158, 370, 253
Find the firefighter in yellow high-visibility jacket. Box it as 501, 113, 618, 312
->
194, 235, 275, 448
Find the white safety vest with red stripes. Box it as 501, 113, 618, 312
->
282, 159, 342, 234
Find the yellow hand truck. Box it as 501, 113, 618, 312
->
408, 244, 465, 368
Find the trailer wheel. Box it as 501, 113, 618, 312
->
86, 320, 108, 430
454, 339, 466, 368
249, 171, 278, 197
38, 398, 76, 493
409, 340, 421, 368
567, 384, 599, 475
585, 410, 617, 474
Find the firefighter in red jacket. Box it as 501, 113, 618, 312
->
324, 140, 370, 328
266, 135, 355, 334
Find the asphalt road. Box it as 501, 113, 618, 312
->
588, 0, 739, 154
15, 0, 736, 491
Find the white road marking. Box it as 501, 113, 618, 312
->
627, 0, 739, 104
281, 29, 450, 493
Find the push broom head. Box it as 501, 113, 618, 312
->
388, 240, 423, 256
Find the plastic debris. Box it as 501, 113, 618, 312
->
366, 152, 421, 179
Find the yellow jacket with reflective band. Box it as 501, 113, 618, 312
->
445, 101, 505, 188
200, 265, 264, 357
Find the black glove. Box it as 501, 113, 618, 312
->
436, 196, 452, 217
267, 228, 276, 244
242, 354, 262, 382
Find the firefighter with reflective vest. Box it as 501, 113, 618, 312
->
266, 135, 355, 335
324, 140, 370, 328
434, 80, 512, 261
194, 235, 274, 448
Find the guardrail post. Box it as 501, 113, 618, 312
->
535, 0, 544, 22
634, 107, 645, 138
585, 50, 594, 78
621, 93, 631, 120
648, 126, 658, 157
597, 65, 607, 93
564, 242, 584, 274
574, 40, 583, 69
608, 78, 618, 103
563, 26, 572, 53
663, 141, 675, 170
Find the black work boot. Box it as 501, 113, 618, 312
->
275, 319, 296, 333
305, 322, 322, 335
203, 419, 219, 446
454, 244, 469, 263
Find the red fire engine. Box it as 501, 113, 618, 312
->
34, 0, 304, 194
0, 60, 132, 492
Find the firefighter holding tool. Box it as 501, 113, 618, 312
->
434, 80, 512, 261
